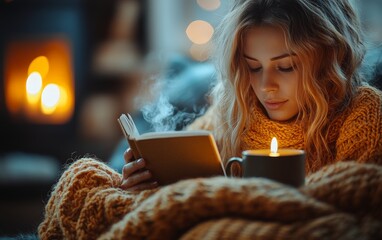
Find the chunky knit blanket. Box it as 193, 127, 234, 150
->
38, 158, 382, 240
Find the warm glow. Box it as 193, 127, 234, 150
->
270, 137, 280, 157
4, 39, 74, 124
28, 56, 49, 78
271, 137, 278, 153
186, 20, 214, 44
26, 72, 42, 95
196, 0, 221, 11
41, 84, 60, 114
26, 72, 43, 105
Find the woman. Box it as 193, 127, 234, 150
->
121, 0, 382, 191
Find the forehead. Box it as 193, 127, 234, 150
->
243, 25, 289, 57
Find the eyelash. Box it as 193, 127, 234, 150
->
278, 66, 295, 72
249, 66, 295, 73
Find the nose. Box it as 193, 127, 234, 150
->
260, 71, 278, 92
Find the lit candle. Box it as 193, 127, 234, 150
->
269, 137, 280, 157
242, 137, 304, 157
226, 137, 306, 187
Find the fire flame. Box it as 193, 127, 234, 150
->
270, 137, 278, 153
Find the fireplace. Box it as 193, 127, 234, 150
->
0, 0, 89, 164
5, 38, 75, 124
0, 0, 90, 235
0, 0, 153, 235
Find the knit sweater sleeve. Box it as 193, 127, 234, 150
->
335, 86, 382, 165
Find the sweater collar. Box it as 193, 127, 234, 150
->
240, 104, 305, 151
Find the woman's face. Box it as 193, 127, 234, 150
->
243, 25, 300, 121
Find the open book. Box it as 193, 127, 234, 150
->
118, 113, 226, 185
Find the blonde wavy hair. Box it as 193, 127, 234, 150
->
211, 0, 366, 171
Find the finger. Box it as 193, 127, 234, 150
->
123, 148, 134, 164
123, 181, 159, 191
121, 169, 152, 189
122, 158, 146, 179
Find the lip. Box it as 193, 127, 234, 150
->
264, 100, 288, 110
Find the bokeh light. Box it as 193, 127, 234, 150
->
196, 0, 221, 11
41, 84, 60, 114
26, 72, 42, 95
186, 20, 214, 45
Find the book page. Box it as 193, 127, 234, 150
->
137, 130, 212, 140
118, 113, 140, 139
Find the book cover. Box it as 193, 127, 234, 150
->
118, 113, 226, 185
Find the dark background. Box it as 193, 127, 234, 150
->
0, 0, 149, 236
0, 0, 381, 238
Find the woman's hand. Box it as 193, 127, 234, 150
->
120, 148, 158, 191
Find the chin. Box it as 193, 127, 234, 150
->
268, 112, 297, 122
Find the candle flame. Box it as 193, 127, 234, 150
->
270, 137, 278, 153
41, 84, 60, 114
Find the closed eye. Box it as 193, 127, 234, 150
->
277, 66, 295, 72
249, 66, 262, 73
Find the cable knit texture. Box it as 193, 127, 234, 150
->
187, 86, 382, 172
241, 86, 382, 172
38, 158, 382, 239
38, 86, 382, 239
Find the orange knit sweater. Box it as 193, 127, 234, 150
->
189, 86, 382, 173
37, 87, 382, 240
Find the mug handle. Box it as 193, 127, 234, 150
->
225, 157, 243, 177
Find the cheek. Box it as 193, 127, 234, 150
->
283, 74, 299, 95
286, 80, 300, 111
249, 76, 261, 95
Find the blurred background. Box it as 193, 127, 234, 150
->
0, 0, 228, 237
0, 0, 381, 238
